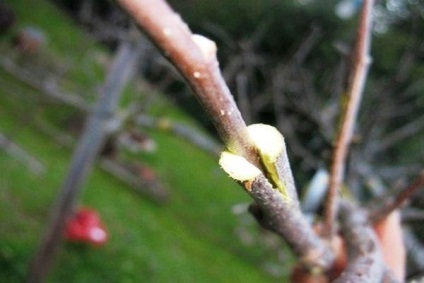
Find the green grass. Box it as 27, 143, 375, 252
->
0, 0, 293, 282
0, 88, 286, 283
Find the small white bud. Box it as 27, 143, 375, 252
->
192, 34, 217, 63
219, 151, 261, 182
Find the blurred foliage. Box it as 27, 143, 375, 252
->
169, 0, 348, 56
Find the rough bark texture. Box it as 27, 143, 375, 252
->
333, 201, 393, 283
248, 174, 334, 270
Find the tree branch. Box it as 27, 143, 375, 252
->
100, 158, 169, 203
0, 132, 46, 175
135, 114, 222, 156
118, 0, 335, 272
34, 119, 170, 203
248, 174, 334, 270
0, 56, 91, 112
324, 0, 375, 237
378, 114, 424, 153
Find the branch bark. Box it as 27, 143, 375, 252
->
26, 35, 143, 283
248, 174, 333, 270
333, 201, 393, 283
324, 0, 375, 237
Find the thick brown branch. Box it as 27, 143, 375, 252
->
117, 0, 260, 168
334, 201, 393, 283
324, 0, 374, 237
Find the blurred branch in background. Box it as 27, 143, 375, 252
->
26, 31, 144, 283
370, 170, 424, 223
34, 120, 169, 203
135, 114, 222, 156
0, 132, 46, 175
0, 56, 91, 112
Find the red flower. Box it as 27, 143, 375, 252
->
64, 208, 108, 246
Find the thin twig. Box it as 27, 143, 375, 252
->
324, 0, 374, 237
370, 170, 424, 223
135, 114, 222, 156
0, 132, 46, 175
35, 119, 170, 203
100, 158, 169, 203
0, 57, 91, 112
378, 114, 424, 152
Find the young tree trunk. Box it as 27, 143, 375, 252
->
26, 33, 143, 283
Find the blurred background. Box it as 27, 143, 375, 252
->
1, 0, 423, 281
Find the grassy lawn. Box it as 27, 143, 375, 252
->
0, 0, 293, 282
